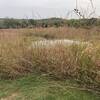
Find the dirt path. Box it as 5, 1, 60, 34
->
1, 93, 18, 100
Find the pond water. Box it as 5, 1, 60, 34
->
32, 39, 89, 48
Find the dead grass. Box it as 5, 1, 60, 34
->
19, 27, 100, 41
1, 27, 100, 41
0, 27, 100, 90
30, 43, 100, 87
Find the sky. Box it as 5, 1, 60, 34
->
0, 0, 100, 19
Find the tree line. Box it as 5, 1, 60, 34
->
0, 18, 100, 29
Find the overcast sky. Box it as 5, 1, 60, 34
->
0, 0, 99, 19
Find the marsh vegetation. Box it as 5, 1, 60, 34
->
0, 27, 100, 99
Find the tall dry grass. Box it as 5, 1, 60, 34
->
30, 43, 100, 89
0, 28, 100, 90
20, 27, 100, 41
0, 27, 100, 41
0, 31, 33, 79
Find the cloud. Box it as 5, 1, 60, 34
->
0, 0, 99, 18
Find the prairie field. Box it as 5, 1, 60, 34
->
0, 27, 100, 100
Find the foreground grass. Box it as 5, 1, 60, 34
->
0, 75, 100, 100
0, 28, 100, 99
0, 29, 100, 89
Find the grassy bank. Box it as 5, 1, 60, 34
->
0, 75, 100, 100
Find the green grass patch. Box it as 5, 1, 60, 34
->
0, 75, 100, 100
